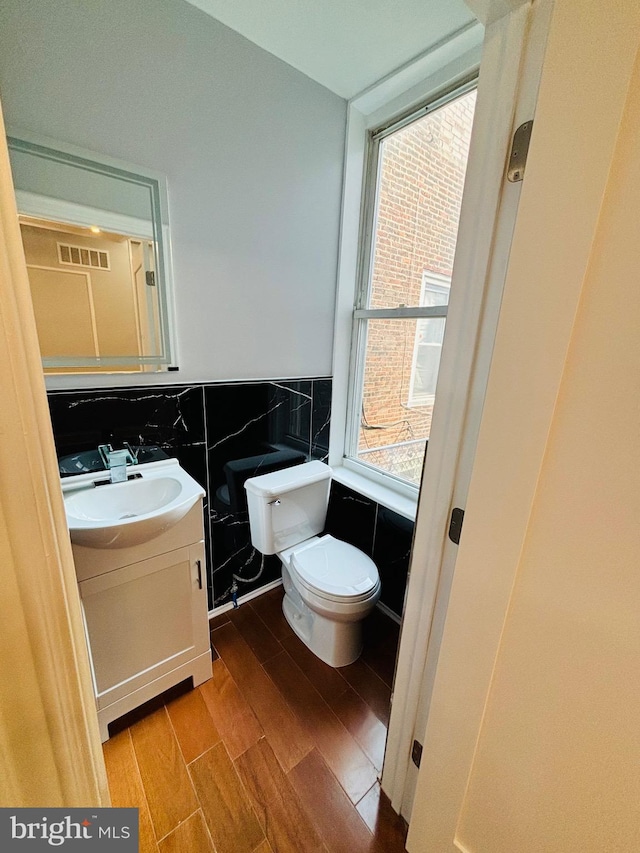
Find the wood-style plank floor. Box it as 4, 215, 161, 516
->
103, 585, 408, 852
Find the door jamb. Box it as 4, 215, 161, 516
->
382, 0, 548, 818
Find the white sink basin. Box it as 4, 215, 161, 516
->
62, 459, 205, 548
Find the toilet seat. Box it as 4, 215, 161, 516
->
290, 534, 379, 601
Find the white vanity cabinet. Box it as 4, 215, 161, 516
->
70, 498, 212, 742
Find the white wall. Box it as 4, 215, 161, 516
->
0, 0, 346, 387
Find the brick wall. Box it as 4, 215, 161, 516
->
359, 90, 476, 482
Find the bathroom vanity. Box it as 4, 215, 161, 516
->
61, 458, 212, 741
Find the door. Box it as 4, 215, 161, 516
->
383, 0, 553, 818
27, 266, 99, 358
406, 0, 640, 849
0, 100, 108, 804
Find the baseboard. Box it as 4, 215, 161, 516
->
376, 600, 402, 625
208, 578, 283, 619
209, 580, 401, 626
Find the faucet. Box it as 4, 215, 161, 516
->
98, 444, 137, 484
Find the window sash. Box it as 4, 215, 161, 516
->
356, 79, 475, 314
347, 313, 446, 493
370, 77, 478, 145
354, 306, 448, 320
346, 79, 474, 487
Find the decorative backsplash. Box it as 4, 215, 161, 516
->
48, 378, 412, 617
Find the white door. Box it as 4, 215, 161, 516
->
406, 0, 640, 849
383, 0, 553, 818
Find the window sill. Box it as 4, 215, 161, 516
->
331, 464, 417, 522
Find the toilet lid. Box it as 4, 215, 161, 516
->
291, 535, 379, 599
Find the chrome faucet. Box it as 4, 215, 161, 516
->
98, 444, 137, 483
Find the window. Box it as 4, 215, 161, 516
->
409, 273, 450, 407
346, 83, 476, 489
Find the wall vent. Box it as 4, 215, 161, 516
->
57, 242, 110, 271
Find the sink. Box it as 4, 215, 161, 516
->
62, 459, 205, 548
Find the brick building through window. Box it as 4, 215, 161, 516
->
356, 88, 476, 485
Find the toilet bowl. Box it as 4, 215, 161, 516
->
244, 461, 381, 667
280, 534, 381, 666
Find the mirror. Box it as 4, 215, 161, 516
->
7, 132, 176, 373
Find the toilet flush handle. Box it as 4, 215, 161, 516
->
268, 498, 281, 506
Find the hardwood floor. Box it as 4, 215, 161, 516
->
103, 586, 407, 852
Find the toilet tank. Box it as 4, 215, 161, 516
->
244, 461, 332, 554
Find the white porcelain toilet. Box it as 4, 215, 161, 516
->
244, 461, 381, 667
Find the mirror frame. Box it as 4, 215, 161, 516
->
7, 129, 178, 372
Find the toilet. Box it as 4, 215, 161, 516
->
244, 460, 381, 667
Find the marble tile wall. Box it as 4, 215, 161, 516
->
48, 379, 412, 617
325, 482, 414, 619
48, 380, 331, 610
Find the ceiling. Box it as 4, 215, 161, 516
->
184, 0, 477, 99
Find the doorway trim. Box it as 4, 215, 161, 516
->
380, 0, 554, 819
0, 101, 109, 806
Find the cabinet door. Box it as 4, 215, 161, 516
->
79, 542, 209, 710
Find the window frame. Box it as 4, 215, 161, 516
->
342, 78, 478, 500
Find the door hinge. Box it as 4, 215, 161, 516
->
145, 270, 156, 287
507, 120, 534, 182
412, 739, 423, 768
448, 507, 465, 545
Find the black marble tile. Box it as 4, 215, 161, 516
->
47, 384, 211, 597
211, 540, 281, 609
48, 386, 208, 496
324, 481, 377, 557
204, 381, 312, 608
311, 379, 331, 460
372, 506, 414, 618
204, 383, 274, 496
266, 380, 312, 456
47, 384, 206, 467
49, 380, 336, 608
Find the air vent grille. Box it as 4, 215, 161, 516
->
57, 242, 110, 270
